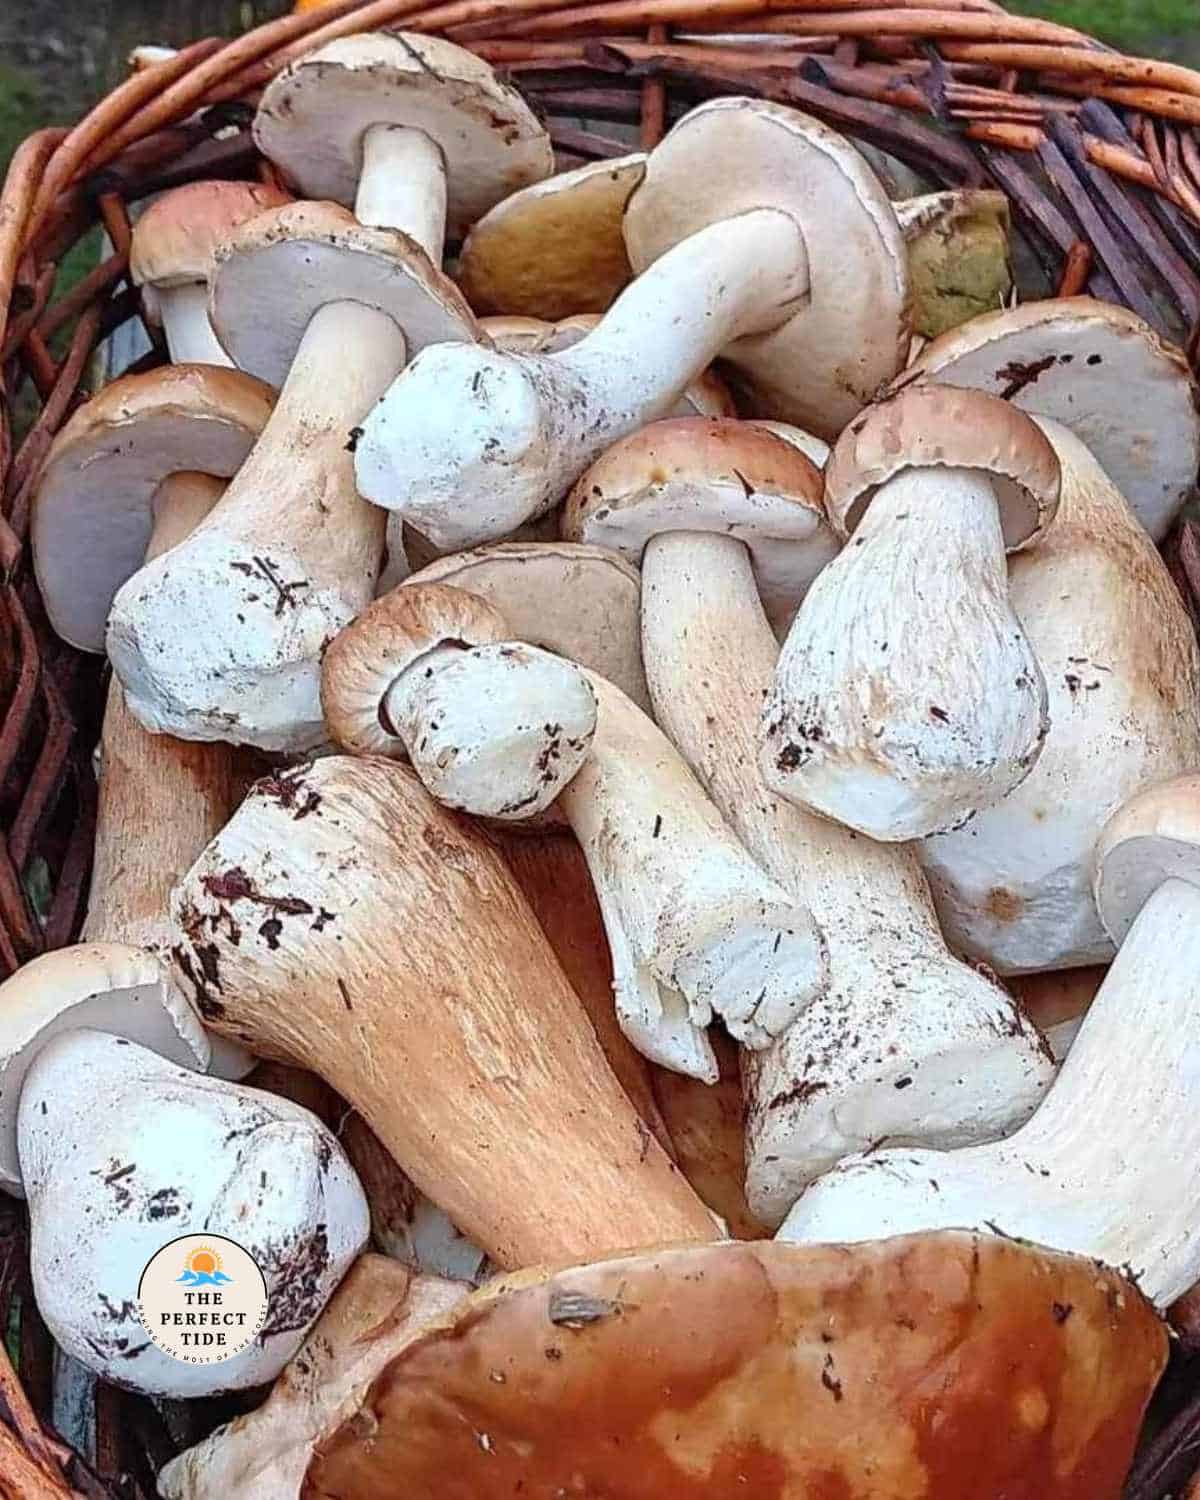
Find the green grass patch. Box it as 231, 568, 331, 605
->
1006, 0, 1197, 55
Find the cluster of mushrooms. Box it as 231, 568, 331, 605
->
15, 26, 1200, 1498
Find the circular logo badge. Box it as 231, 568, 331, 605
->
137, 1234, 268, 1365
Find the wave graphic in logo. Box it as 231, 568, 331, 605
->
175, 1269, 233, 1286
174, 1246, 233, 1287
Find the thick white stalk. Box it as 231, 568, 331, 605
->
780, 877, 1200, 1309
356, 208, 809, 548
764, 465, 1048, 840
157, 283, 232, 367
108, 301, 403, 751
557, 671, 826, 1065
356, 123, 447, 258
641, 531, 1053, 1225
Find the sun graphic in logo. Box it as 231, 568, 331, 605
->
175, 1245, 233, 1287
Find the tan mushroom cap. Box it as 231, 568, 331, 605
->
306, 1233, 1164, 1500
458, 153, 646, 320
901, 297, 1200, 542
1095, 773, 1200, 945
210, 201, 483, 388
129, 180, 291, 303
253, 32, 552, 240
826, 383, 1062, 547
406, 541, 651, 712
564, 417, 835, 634
0, 944, 209, 1194
31, 364, 274, 651
478, 314, 555, 351
624, 97, 909, 440
321, 583, 506, 757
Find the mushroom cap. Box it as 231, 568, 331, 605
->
0, 944, 209, 1195
405, 541, 651, 712
210, 201, 482, 387
305, 1233, 1164, 1499
31, 364, 274, 651
129, 180, 292, 299
901, 297, 1200, 541
623, 97, 909, 440
253, 33, 552, 240
1094, 773, 1200, 944
563, 417, 836, 634
478, 314, 554, 351
458, 153, 645, 320
322, 582, 507, 757
825, 384, 1062, 547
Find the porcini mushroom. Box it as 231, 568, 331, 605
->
321, 583, 597, 820
458, 153, 646, 320
761, 384, 1061, 840
780, 774, 1200, 1308
1, 944, 367, 1395
170, 756, 719, 1267
584, 443, 1053, 1224
355, 96, 908, 548
302, 1236, 1163, 1499
129, 180, 290, 366
895, 189, 1012, 338
107, 202, 482, 751
1009, 966, 1104, 1063
901, 296, 1200, 542
253, 32, 551, 252
157, 1256, 468, 1500
918, 418, 1200, 971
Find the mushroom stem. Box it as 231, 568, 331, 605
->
356, 208, 809, 548
764, 465, 1048, 840
356, 123, 447, 257
780, 876, 1200, 1308
147, 470, 227, 558
557, 671, 827, 1067
109, 301, 402, 750
156, 283, 233, 368
640, 530, 1052, 1225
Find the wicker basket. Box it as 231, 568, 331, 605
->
3, 0, 1200, 1492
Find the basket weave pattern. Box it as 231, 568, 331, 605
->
3, 0, 1200, 1492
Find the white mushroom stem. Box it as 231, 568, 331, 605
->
640, 531, 1053, 1225
780, 876, 1200, 1309
108, 301, 402, 751
356, 123, 447, 257
356, 208, 808, 548
764, 465, 1047, 840
19, 1028, 368, 1395
381, 639, 597, 819
155, 282, 233, 368
557, 671, 826, 1075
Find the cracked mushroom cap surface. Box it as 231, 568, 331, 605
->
1095, 773, 1200, 944
253, 32, 552, 240
458, 153, 646, 320
304, 1234, 1165, 1500
564, 417, 836, 635
406, 541, 652, 712
825, 383, 1062, 547
209, 200, 482, 388
130, 180, 292, 304
31, 364, 274, 651
0, 943, 209, 1195
900, 297, 1200, 541
624, 96, 909, 440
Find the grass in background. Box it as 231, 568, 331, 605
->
1007, 0, 1197, 57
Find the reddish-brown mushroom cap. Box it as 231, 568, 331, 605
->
305, 1233, 1164, 1500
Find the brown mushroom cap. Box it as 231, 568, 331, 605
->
900, 297, 1200, 541
210, 201, 482, 387
253, 33, 552, 240
130, 180, 291, 301
458, 153, 646, 320
624, 97, 909, 439
305, 1233, 1164, 1500
564, 417, 834, 633
1094, 772, 1200, 944
321, 582, 507, 757
31, 364, 274, 651
825, 383, 1062, 547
